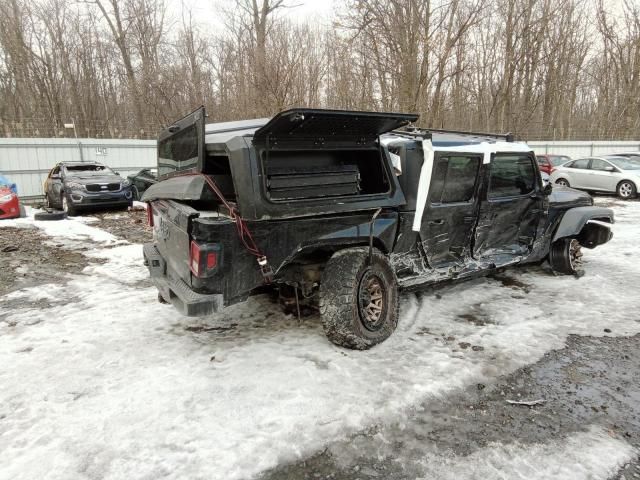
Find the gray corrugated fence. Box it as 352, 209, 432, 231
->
528, 140, 640, 158
0, 138, 156, 200
1, 138, 639, 200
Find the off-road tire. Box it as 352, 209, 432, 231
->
319, 247, 399, 350
616, 180, 637, 199
34, 209, 67, 221
549, 237, 583, 275
132, 185, 140, 201
555, 178, 570, 187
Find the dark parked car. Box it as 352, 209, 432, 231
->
44, 161, 133, 215
142, 108, 614, 350
127, 168, 157, 200
536, 154, 571, 175
607, 152, 640, 160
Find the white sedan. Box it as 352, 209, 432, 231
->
549, 155, 640, 199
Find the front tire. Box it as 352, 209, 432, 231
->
555, 178, 570, 187
61, 193, 78, 216
617, 180, 637, 199
549, 238, 583, 275
319, 247, 399, 350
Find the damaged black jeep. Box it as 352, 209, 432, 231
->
142, 107, 614, 349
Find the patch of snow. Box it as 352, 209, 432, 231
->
0, 215, 122, 249
0, 198, 639, 480
132, 200, 148, 210
73, 216, 101, 224
1, 207, 120, 247
2, 283, 68, 303
415, 426, 636, 480
83, 244, 148, 284
13, 265, 29, 275
34, 218, 120, 246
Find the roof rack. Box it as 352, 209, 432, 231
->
393, 126, 514, 143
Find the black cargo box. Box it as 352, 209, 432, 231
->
266, 165, 361, 200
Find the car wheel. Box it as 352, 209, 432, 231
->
549, 237, 583, 275
61, 193, 78, 216
34, 210, 67, 221
616, 180, 636, 199
319, 247, 399, 350
555, 178, 570, 187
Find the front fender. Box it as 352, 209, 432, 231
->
552, 206, 614, 244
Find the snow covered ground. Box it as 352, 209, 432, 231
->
1, 200, 639, 480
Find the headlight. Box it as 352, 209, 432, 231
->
66, 182, 84, 191
0, 193, 14, 203
122, 179, 131, 187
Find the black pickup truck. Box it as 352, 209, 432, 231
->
142, 107, 613, 349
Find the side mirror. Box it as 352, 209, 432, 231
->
543, 183, 553, 196
604, 166, 615, 172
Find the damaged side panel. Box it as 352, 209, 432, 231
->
190, 211, 400, 306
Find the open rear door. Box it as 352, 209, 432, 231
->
157, 106, 206, 179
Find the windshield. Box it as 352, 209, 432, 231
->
550, 156, 571, 166
607, 157, 640, 170
64, 165, 115, 176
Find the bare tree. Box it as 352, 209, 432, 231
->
1, 0, 640, 140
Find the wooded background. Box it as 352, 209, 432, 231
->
0, 0, 638, 140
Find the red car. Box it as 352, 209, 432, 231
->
0, 186, 21, 219
537, 154, 571, 175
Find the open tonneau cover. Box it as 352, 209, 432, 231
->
253, 108, 419, 149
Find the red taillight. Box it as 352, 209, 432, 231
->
206, 252, 217, 269
550, 167, 556, 174
146, 203, 154, 227
190, 241, 222, 277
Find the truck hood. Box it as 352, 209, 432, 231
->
548, 186, 593, 208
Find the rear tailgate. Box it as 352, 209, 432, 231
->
150, 199, 199, 285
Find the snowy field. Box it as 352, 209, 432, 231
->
1, 199, 639, 480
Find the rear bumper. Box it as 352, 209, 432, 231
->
143, 243, 223, 316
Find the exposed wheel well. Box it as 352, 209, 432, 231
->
276, 239, 388, 286
616, 179, 638, 190
288, 239, 388, 266
575, 218, 613, 249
